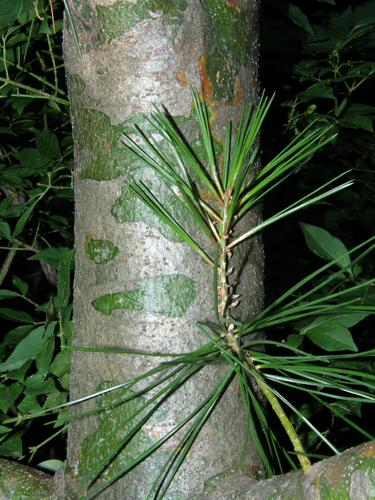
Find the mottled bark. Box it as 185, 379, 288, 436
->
0, 459, 54, 498
194, 440, 375, 500
63, 0, 263, 497
1, 440, 375, 499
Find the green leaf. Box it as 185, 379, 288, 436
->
286, 334, 303, 348
36, 129, 61, 159
331, 401, 362, 418
0, 307, 34, 323
0, 326, 45, 372
28, 247, 71, 268
0, 221, 12, 240
288, 5, 315, 34
49, 350, 71, 378
321, 312, 368, 328
12, 275, 29, 296
0, 0, 23, 26
341, 109, 374, 133
0, 435, 22, 458
300, 223, 351, 270
59, 372, 70, 391
0, 383, 23, 413
17, 148, 52, 172
17, 394, 42, 414
11, 98, 33, 116
299, 83, 335, 101
13, 203, 37, 238
54, 249, 74, 309
0, 289, 21, 300
6, 360, 32, 382
35, 335, 55, 377
37, 459, 65, 472
38, 17, 52, 34
24, 374, 56, 396
306, 322, 358, 352
2, 325, 34, 349
42, 391, 67, 411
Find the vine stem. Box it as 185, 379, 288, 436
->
255, 375, 312, 473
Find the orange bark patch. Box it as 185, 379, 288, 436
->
199, 53, 213, 99
176, 70, 189, 87
234, 81, 244, 105
325, 461, 346, 487
225, 0, 241, 12
363, 441, 375, 457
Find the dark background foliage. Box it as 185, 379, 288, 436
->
0, 0, 374, 474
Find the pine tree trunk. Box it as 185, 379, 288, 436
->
63, 1, 263, 497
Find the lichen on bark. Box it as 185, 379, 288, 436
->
85, 237, 120, 264
96, 0, 188, 43
91, 274, 197, 317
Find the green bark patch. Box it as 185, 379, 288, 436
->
0, 458, 54, 499
111, 113, 222, 240
206, 49, 239, 102
162, 492, 186, 500
78, 382, 154, 487
75, 111, 164, 180
71, 0, 90, 20
201, 0, 250, 64
111, 176, 187, 242
74, 108, 132, 180
92, 274, 196, 317
319, 450, 375, 499
200, 0, 251, 102
67, 74, 85, 96
96, 0, 188, 44
85, 237, 119, 265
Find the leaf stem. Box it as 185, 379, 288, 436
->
254, 373, 311, 473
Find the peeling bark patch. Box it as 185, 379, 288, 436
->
92, 274, 196, 317
78, 382, 153, 484
96, 0, 188, 43
176, 70, 189, 87
74, 108, 130, 180
199, 54, 214, 99
85, 237, 119, 264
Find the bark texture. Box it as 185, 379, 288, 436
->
63, 0, 263, 497
1, 440, 374, 498
194, 440, 375, 499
